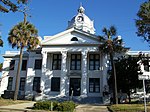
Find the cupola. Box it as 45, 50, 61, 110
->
67, 5, 95, 34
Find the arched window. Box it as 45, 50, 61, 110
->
71, 37, 78, 41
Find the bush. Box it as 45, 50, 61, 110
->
55, 101, 76, 112
33, 100, 76, 111
33, 101, 53, 110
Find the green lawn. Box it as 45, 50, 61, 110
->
108, 104, 150, 112
0, 97, 31, 106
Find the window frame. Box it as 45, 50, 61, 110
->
21, 60, 27, 71
70, 54, 81, 70
89, 78, 100, 93
7, 77, 13, 90
89, 54, 100, 70
51, 77, 60, 92
9, 60, 15, 70
52, 54, 61, 70
34, 59, 42, 70
71, 37, 78, 41
19, 77, 26, 91
33, 77, 41, 91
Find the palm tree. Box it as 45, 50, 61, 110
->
8, 12, 40, 100
99, 26, 127, 104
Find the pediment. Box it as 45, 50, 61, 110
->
41, 28, 100, 46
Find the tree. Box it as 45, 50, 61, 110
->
0, 63, 2, 72
0, 0, 17, 13
0, 36, 3, 47
136, 1, 150, 44
0, 0, 27, 13
108, 56, 142, 103
99, 26, 127, 104
8, 5, 40, 100
0, 0, 28, 47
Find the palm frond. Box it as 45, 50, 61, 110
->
8, 21, 39, 50
110, 26, 117, 36
99, 26, 127, 55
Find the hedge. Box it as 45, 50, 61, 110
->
33, 100, 76, 112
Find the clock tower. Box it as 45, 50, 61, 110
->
67, 5, 95, 34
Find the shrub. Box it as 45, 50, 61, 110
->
33, 100, 76, 111
55, 101, 76, 112
33, 101, 52, 110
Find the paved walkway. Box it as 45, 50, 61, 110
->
74, 104, 109, 112
0, 102, 109, 112
0, 102, 36, 112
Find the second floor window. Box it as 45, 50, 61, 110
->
89, 54, 100, 70
143, 60, 150, 72
7, 77, 13, 90
9, 60, 15, 70
34, 59, 42, 70
21, 60, 27, 71
52, 54, 61, 70
71, 54, 81, 70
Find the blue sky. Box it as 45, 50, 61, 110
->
0, 0, 149, 63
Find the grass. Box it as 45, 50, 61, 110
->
108, 104, 150, 112
0, 97, 31, 106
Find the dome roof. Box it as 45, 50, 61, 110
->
67, 5, 95, 34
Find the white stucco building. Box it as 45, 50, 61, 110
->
0, 6, 149, 103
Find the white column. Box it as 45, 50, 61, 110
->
81, 51, 88, 97
60, 51, 67, 96
102, 54, 109, 88
0, 59, 10, 95
25, 56, 34, 98
41, 51, 47, 95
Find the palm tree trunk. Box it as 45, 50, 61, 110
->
13, 10, 27, 101
110, 53, 118, 104
13, 47, 23, 100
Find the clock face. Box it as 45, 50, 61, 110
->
77, 16, 83, 22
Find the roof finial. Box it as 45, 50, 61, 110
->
80, 2, 82, 7
78, 3, 85, 13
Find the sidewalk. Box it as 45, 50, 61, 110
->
0, 102, 110, 112
0, 101, 36, 112
74, 104, 109, 112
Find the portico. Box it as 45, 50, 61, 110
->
40, 48, 103, 98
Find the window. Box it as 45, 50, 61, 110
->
143, 60, 150, 72
52, 54, 61, 70
9, 60, 15, 70
71, 54, 81, 70
71, 37, 78, 41
19, 77, 26, 91
7, 77, 13, 90
33, 77, 41, 91
89, 54, 100, 70
21, 60, 27, 71
89, 78, 100, 93
34, 59, 42, 69
51, 77, 60, 91
36, 51, 41, 54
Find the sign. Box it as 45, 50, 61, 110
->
138, 75, 150, 80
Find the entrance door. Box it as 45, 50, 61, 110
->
69, 78, 81, 96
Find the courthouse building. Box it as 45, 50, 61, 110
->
0, 6, 149, 103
